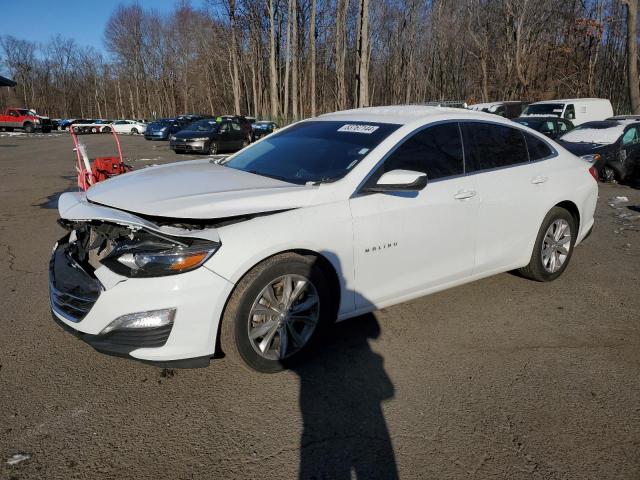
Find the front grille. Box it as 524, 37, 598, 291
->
49, 234, 102, 323
50, 284, 99, 322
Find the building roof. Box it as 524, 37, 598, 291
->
0, 75, 16, 87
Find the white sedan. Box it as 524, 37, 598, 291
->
109, 120, 146, 135
50, 106, 597, 372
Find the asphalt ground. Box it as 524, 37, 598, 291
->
0, 131, 639, 479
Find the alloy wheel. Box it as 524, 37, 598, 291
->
541, 219, 571, 273
247, 274, 320, 361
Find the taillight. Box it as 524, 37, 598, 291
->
588, 166, 598, 181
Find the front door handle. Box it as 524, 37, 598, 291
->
531, 176, 548, 184
454, 190, 477, 200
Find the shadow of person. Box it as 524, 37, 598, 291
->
292, 313, 398, 480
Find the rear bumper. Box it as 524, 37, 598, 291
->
49, 235, 235, 367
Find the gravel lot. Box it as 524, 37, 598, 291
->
1, 132, 639, 480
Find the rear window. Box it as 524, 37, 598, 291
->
461, 123, 529, 172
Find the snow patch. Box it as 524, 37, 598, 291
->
560, 125, 626, 144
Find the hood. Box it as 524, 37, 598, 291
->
175, 130, 215, 139
85, 160, 316, 219
557, 141, 609, 157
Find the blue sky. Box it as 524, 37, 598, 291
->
3, 0, 206, 54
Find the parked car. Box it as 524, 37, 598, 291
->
144, 118, 188, 140
0, 107, 52, 133
169, 118, 248, 154
558, 119, 640, 183
58, 119, 75, 130
521, 98, 613, 126
50, 106, 597, 372
607, 115, 640, 121
109, 120, 147, 135
421, 100, 468, 108
220, 115, 253, 142
251, 120, 279, 141
468, 101, 527, 119
512, 116, 574, 140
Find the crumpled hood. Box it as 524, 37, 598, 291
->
86, 159, 316, 219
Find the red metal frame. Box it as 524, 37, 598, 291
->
70, 128, 129, 191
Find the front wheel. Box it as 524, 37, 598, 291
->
208, 141, 218, 155
23, 122, 35, 133
518, 207, 577, 282
221, 253, 331, 373
131, 128, 139, 135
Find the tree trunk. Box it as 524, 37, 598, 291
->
356, 0, 370, 108
268, 0, 279, 119
229, 0, 242, 115
625, 0, 640, 113
309, 0, 317, 117
335, 0, 349, 110
291, 0, 298, 120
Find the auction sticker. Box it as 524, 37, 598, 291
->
337, 124, 379, 134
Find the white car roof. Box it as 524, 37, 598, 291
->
531, 98, 608, 105
316, 105, 498, 126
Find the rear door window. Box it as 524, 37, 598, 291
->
461, 122, 529, 172
524, 132, 553, 161
373, 122, 464, 182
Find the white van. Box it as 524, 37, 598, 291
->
521, 98, 613, 126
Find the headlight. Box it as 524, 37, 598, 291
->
191, 137, 209, 141
580, 153, 601, 163
159, 127, 167, 132
170, 135, 177, 141
101, 233, 220, 278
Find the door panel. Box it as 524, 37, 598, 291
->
350, 177, 478, 308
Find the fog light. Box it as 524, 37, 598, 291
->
100, 309, 175, 335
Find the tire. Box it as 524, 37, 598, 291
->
518, 207, 577, 282
102, 126, 111, 133
23, 122, 35, 133
208, 141, 218, 155
241, 137, 249, 148
221, 253, 332, 373
131, 128, 139, 135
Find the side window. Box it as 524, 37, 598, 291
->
539, 121, 555, 135
523, 132, 553, 161
374, 123, 464, 181
557, 120, 569, 133
220, 123, 230, 133
564, 104, 576, 120
231, 122, 241, 131
622, 127, 639, 146
461, 123, 529, 172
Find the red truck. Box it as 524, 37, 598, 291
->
0, 107, 52, 133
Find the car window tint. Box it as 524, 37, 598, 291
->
461, 123, 528, 172
231, 122, 241, 131
524, 132, 553, 161
622, 127, 639, 145
558, 121, 569, 133
377, 123, 464, 181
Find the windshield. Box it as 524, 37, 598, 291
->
560, 121, 624, 144
224, 120, 400, 185
186, 119, 219, 132
522, 103, 564, 117
150, 119, 173, 127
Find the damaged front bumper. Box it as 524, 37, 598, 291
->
50, 193, 234, 368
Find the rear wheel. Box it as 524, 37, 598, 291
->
208, 141, 218, 155
102, 126, 111, 133
221, 253, 331, 373
518, 207, 576, 282
131, 128, 139, 135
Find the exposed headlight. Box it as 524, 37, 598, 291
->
170, 135, 177, 141
100, 308, 175, 335
102, 234, 220, 278
580, 153, 601, 163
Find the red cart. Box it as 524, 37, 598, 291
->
71, 128, 132, 191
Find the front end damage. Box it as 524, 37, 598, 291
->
49, 192, 234, 368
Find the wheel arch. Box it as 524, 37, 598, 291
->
554, 200, 580, 231
214, 248, 342, 356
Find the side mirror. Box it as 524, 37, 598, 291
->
363, 169, 428, 193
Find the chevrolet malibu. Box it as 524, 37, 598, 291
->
50, 106, 598, 372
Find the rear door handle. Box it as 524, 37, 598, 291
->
453, 190, 477, 200
531, 176, 548, 184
